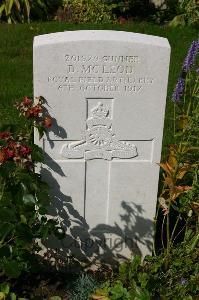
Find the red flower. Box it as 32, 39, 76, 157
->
0, 131, 11, 140
3, 147, 15, 158
43, 117, 52, 128
26, 105, 43, 118
20, 145, 32, 156
8, 142, 17, 149
33, 105, 43, 116
22, 96, 32, 106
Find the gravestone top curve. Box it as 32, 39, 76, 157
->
34, 30, 170, 49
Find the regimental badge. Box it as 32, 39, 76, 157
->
61, 102, 138, 161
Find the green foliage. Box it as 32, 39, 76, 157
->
154, 0, 199, 26
0, 0, 61, 23
169, 0, 199, 27
153, 0, 181, 24
69, 273, 99, 300
105, 0, 156, 19
30, 0, 62, 21
92, 241, 199, 299
109, 281, 131, 300
91, 257, 151, 300
56, 0, 117, 23
0, 0, 31, 23
147, 232, 199, 298
0, 97, 64, 282
157, 39, 198, 260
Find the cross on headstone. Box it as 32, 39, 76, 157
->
60, 99, 138, 226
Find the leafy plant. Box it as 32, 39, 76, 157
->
68, 273, 99, 300
56, 0, 117, 23
0, 0, 61, 23
0, 0, 30, 23
169, 0, 199, 27
0, 96, 64, 282
30, 0, 62, 21
105, 0, 156, 19
156, 39, 199, 265
92, 234, 199, 298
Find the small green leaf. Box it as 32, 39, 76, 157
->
119, 262, 129, 282
35, 124, 45, 140
36, 190, 50, 206
0, 4, 5, 17
31, 144, 44, 162
169, 14, 186, 27
0, 292, 5, 300
38, 206, 47, 215
5, 0, 14, 15
130, 255, 141, 273
138, 273, 148, 289
144, 255, 153, 262
23, 193, 36, 205
20, 182, 28, 193
15, 223, 33, 243
10, 293, 17, 300
20, 214, 27, 224
0, 282, 10, 295
24, 0, 30, 19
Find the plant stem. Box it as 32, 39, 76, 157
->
170, 214, 181, 246
153, 205, 160, 256
165, 200, 172, 270
161, 215, 166, 250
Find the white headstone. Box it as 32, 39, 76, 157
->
34, 30, 170, 263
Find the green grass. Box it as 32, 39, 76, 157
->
0, 21, 198, 154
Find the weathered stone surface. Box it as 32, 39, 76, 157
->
34, 30, 170, 263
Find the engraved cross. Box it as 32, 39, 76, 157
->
60, 101, 138, 226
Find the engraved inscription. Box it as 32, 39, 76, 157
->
81, 65, 134, 74
65, 55, 140, 64
47, 54, 154, 94
61, 103, 138, 161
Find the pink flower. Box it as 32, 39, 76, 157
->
4, 147, 15, 158
20, 145, 32, 156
